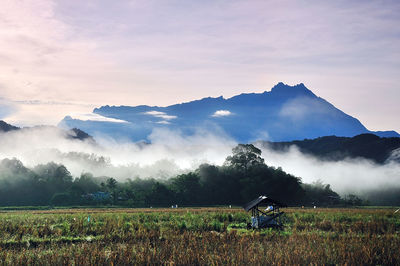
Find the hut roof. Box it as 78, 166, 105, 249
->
243, 195, 286, 211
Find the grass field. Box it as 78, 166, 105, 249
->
0, 207, 399, 265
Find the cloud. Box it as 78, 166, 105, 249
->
68, 113, 129, 123
279, 97, 332, 122
0, 126, 236, 179
0, 122, 399, 202
0, 0, 119, 125
155, 121, 171, 125
387, 148, 400, 164
0, 0, 399, 133
258, 144, 400, 196
3, 101, 94, 127
0, 98, 16, 119
212, 110, 232, 117
144, 111, 177, 120
14, 100, 92, 107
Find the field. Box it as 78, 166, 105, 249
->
0, 207, 399, 265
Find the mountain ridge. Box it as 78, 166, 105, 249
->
258, 133, 400, 164
60, 83, 399, 142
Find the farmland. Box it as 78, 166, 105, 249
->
0, 207, 399, 265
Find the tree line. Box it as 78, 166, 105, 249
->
0, 144, 366, 207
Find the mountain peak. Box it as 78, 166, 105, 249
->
270, 82, 315, 97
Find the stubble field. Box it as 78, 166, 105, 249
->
0, 207, 399, 265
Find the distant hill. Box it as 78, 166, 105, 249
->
0, 120, 19, 132
68, 128, 94, 141
258, 133, 400, 164
0, 120, 94, 142
59, 82, 399, 142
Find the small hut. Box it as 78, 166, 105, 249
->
243, 195, 287, 229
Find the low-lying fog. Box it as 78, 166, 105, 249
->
1, 126, 399, 199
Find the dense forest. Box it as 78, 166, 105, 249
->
0, 144, 368, 207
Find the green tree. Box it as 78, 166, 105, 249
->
106, 177, 118, 204
302, 180, 340, 206
73, 173, 99, 194
224, 144, 264, 173
50, 192, 73, 206
170, 173, 202, 205
147, 182, 174, 207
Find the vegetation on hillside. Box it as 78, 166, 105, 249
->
0, 144, 365, 207
263, 133, 400, 164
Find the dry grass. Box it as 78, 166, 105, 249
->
0, 207, 399, 265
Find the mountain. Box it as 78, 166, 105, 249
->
0, 120, 20, 132
59, 83, 400, 142
0, 120, 95, 142
258, 133, 400, 164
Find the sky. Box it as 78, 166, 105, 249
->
0, 0, 399, 132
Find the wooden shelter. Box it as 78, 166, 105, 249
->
243, 195, 287, 229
